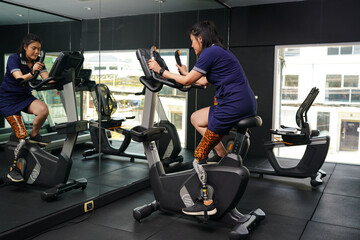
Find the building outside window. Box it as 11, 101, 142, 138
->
325, 74, 359, 103
282, 75, 299, 100
275, 44, 360, 165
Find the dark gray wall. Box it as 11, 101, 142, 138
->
229, 0, 360, 156
0, 21, 81, 54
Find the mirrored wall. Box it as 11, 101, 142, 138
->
0, 0, 229, 237
0, 1, 97, 237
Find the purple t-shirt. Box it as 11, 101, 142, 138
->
193, 45, 257, 134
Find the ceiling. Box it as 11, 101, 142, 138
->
0, 0, 304, 25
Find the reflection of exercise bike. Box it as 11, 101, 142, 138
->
224, 87, 329, 187
131, 47, 265, 240
3, 51, 88, 201
81, 76, 147, 162
81, 66, 183, 167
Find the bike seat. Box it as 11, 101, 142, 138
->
236, 116, 262, 133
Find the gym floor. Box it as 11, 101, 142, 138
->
1, 145, 360, 240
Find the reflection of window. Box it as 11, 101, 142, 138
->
317, 112, 330, 133
109, 66, 118, 70
94, 66, 106, 70
171, 112, 182, 130
282, 75, 298, 100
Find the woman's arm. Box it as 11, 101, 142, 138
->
149, 59, 204, 86
12, 70, 34, 80
40, 71, 49, 80
196, 76, 209, 86
12, 62, 46, 80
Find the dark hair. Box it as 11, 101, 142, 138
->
17, 33, 42, 62
189, 20, 224, 50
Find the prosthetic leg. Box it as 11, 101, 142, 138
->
182, 129, 223, 219
5, 115, 28, 182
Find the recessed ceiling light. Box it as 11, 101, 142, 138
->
16, 13, 24, 17
155, 0, 166, 3
84, 7, 93, 11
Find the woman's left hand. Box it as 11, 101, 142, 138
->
32, 62, 44, 73
148, 59, 161, 74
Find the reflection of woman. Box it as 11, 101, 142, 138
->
0, 33, 50, 182
149, 20, 257, 216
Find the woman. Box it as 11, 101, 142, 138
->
0, 33, 50, 182
149, 20, 257, 216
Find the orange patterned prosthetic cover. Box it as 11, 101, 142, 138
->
194, 129, 224, 162
5, 115, 28, 140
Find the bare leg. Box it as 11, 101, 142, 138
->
26, 99, 49, 137
191, 107, 227, 157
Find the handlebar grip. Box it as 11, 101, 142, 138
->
150, 46, 156, 60
175, 50, 183, 76
38, 50, 45, 63
175, 50, 182, 66
23, 50, 46, 85
32, 50, 45, 77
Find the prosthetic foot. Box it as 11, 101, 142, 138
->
182, 160, 217, 218
7, 139, 26, 182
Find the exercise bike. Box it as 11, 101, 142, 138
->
80, 75, 146, 162
224, 87, 329, 187
3, 51, 88, 201
131, 47, 265, 240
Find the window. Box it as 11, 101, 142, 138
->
327, 47, 339, 55
284, 48, 300, 57
94, 66, 106, 70
327, 45, 360, 55
340, 46, 352, 55
325, 89, 350, 102
275, 44, 360, 165
326, 74, 341, 88
325, 74, 359, 103
281, 75, 298, 100
352, 90, 360, 102
83, 49, 189, 146
317, 112, 330, 134
344, 75, 359, 88
354, 46, 360, 54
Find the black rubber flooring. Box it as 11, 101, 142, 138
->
26, 156, 360, 240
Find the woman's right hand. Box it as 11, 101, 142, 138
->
148, 59, 161, 74
176, 64, 188, 75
